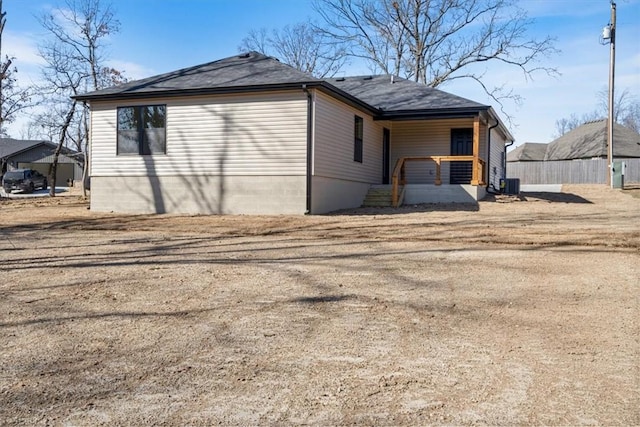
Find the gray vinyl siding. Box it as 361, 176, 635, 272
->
391, 119, 486, 184
313, 91, 384, 183
487, 127, 506, 189
90, 92, 308, 177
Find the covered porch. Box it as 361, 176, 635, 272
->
391, 155, 486, 207
381, 114, 504, 207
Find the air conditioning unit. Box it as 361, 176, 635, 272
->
500, 178, 520, 195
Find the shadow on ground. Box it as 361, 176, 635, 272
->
329, 202, 480, 216
482, 192, 593, 204
520, 192, 593, 204
288, 294, 357, 304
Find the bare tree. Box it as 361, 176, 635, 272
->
595, 88, 639, 132
0, 0, 33, 137
0, 56, 33, 136
621, 101, 639, 133
19, 121, 48, 140
36, 0, 122, 197
553, 112, 601, 138
239, 22, 347, 78
36, 40, 83, 195
553, 116, 575, 138
554, 88, 640, 137
314, 0, 558, 121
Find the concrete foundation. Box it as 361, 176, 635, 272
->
311, 176, 370, 214
90, 175, 307, 214
403, 184, 485, 204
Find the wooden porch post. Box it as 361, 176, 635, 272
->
435, 158, 442, 185
471, 115, 480, 185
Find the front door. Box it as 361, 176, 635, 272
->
450, 128, 473, 184
382, 128, 390, 184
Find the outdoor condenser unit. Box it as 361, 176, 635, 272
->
500, 178, 520, 195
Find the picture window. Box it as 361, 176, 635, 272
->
117, 105, 166, 155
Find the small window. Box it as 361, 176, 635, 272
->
117, 105, 166, 155
354, 115, 363, 163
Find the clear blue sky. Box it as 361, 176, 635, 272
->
4, 0, 640, 145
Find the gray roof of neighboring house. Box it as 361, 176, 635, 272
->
506, 142, 548, 162
545, 120, 640, 160
0, 138, 82, 161
0, 138, 48, 160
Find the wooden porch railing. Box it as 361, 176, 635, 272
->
391, 156, 486, 207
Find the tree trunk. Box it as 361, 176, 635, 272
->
49, 101, 77, 197
82, 140, 89, 198
81, 102, 89, 198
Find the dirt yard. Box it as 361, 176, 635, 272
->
1, 185, 638, 426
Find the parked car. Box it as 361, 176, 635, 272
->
2, 169, 48, 194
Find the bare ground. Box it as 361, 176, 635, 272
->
0, 185, 638, 426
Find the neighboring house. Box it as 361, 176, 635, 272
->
507, 120, 640, 185
544, 120, 640, 160
75, 51, 514, 214
506, 142, 548, 162
0, 138, 84, 186
508, 121, 640, 162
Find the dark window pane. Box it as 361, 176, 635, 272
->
144, 105, 166, 128
117, 107, 138, 130
117, 130, 140, 154
143, 128, 166, 154
354, 115, 363, 163
354, 139, 363, 163
355, 116, 363, 140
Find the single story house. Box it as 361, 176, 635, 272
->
0, 138, 84, 186
75, 51, 514, 214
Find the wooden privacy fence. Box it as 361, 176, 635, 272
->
507, 158, 640, 185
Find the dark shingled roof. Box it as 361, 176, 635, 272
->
76, 52, 489, 114
77, 52, 322, 100
328, 75, 488, 112
75, 51, 512, 140
507, 142, 548, 162
545, 120, 640, 160
0, 139, 47, 159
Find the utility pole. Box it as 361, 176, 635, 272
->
603, 2, 616, 187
